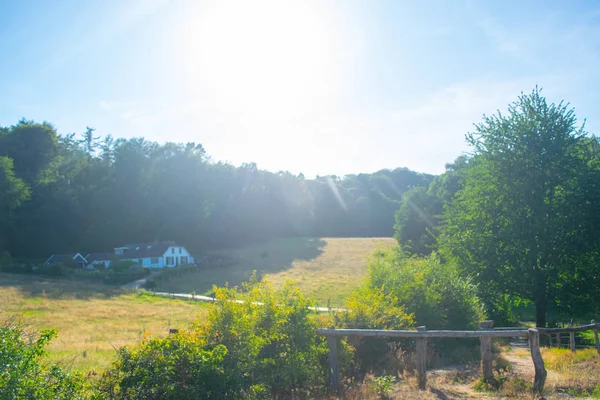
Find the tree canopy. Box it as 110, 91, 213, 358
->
0, 120, 433, 258
406, 88, 600, 326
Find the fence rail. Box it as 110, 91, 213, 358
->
317, 320, 600, 393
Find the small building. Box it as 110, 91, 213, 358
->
44, 253, 87, 268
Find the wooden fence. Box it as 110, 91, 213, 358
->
317, 320, 600, 393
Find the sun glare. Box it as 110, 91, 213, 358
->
181, 1, 339, 122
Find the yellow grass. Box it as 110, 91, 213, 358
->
541, 347, 600, 397
158, 237, 396, 306
0, 273, 208, 373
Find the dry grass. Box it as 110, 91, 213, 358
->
158, 237, 396, 306
541, 347, 600, 397
0, 273, 208, 373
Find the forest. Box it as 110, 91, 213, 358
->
0, 121, 431, 258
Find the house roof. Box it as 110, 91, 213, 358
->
117, 241, 178, 260
46, 253, 86, 264
86, 253, 114, 263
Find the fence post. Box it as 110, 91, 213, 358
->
592, 320, 600, 356
569, 324, 576, 352
547, 333, 552, 347
326, 335, 340, 388
555, 333, 561, 348
478, 320, 494, 383
528, 328, 547, 393
416, 326, 427, 390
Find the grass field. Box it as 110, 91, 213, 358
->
0, 273, 207, 373
156, 237, 396, 306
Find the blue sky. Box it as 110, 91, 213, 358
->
1, 0, 599, 176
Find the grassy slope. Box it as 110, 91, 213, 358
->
157, 237, 396, 306
0, 273, 207, 373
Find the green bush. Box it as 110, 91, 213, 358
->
0, 250, 12, 266
99, 335, 230, 399
102, 269, 147, 285
109, 260, 137, 272
100, 276, 329, 398
369, 249, 485, 330
0, 323, 88, 399
364, 249, 486, 369
334, 287, 414, 377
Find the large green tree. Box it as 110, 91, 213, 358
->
0, 157, 30, 251
439, 88, 600, 327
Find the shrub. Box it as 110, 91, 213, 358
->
0, 323, 88, 399
365, 249, 486, 369
109, 260, 137, 272
101, 276, 329, 398
373, 375, 396, 399
334, 287, 414, 377
102, 269, 147, 285
0, 250, 12, 266
99, 334, 230, 399
368, 249, 485, 330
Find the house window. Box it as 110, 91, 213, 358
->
151, 257, 159, 264
166, 256, 174, 265
181, 256, 188, 264
137, 259, 142, 264
171, 248, 175, 254
179, 248, 182, 254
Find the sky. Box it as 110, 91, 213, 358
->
1, 0, 599, 177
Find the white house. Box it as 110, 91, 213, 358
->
46, 241, 194, 269
108, 241, 194, 268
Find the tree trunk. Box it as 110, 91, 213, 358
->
535, 300, 547, 328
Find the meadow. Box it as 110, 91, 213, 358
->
0, 273, 207, 373
155, 237, 396, 306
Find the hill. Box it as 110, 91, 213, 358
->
155, 237, 396, 306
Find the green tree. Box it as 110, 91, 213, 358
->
0, 120, 59, 184
0, 157, 30, 251
0, 324, 88, 399
394, 187, 441, 255
439, 88, 600, 327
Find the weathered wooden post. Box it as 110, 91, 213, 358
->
326, 334, 340, 388
528, 328, 547, 393
592, 320, 600, 356
416, 326, 427, 390
478, 320, 494, 383
547, 333, 553, 347
555, 333, 561, 348
569, 324, 576, 352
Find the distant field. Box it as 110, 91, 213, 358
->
0, 273, 207, 373
157, 237, 396, 306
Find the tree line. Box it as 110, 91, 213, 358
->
0, 121, 432, 259
394, 88, 600, 326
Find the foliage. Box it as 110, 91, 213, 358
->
0, 250, 12, 266
394, 186, 441, 255
0, 322, 89, 399
102, 268, 147, 285
368, 249, 485, 330
100, 277, 329, 398
0, 119, 433, 259
109, 260, 137, 272
373, 375, 396, 399
438, 88, 600, 326
99, 335, 230, 399
334, 284, 414, 376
